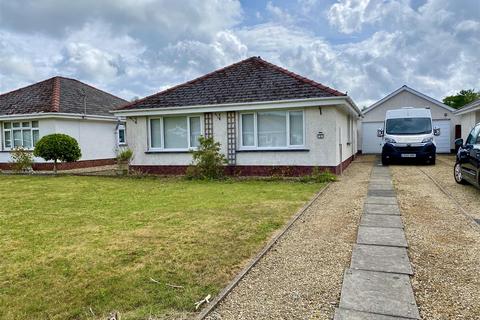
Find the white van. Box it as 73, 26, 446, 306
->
377, 108, 440, 165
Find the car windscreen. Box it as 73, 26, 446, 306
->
385, 117, 432, 135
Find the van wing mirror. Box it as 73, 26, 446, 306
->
377, 128, 384, 138
433, 126, 441, 136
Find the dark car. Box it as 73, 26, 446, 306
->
454, 123, 480, 188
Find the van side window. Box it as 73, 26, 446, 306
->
466, 125, 480, 145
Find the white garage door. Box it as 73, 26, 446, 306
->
433, 120, 451, 153
362, 122, 383, 154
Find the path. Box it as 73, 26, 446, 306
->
335, 164, 420, 319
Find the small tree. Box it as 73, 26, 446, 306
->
443, 89, 480, 109
186, 136, 227, 180
33, 134, 81, 173
10, 147, 34, 173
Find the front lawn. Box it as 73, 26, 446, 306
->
0, 175, 321, 319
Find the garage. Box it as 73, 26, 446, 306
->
361, 122, 383, 153
360, 85, 459, 154
432, 120, 451, 153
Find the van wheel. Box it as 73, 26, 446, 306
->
381, 156, 389, 166
454, 162, 467, 184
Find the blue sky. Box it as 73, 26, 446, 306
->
0, 0, 479, 107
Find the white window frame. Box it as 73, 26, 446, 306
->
347, 115, 352, 144
3, 120, 40, 150
239, 109, 306, 150
148, 115, 203, 151
117, 124, 126, 145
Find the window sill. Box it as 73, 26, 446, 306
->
1, 149, 33, 153
145, 150, 193, 154
236, 148, 310, 152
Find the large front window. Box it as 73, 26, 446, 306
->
3, 121, 39, 150
149, 116, 201, 150
240, 110, 304, 148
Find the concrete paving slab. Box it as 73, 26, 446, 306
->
368, 190, 396, 197
370, 171, 392, 179
360, 214, 403, 228
334, 308, 416, 320
370, 177, 392, 182
371, 170, 392, 178
368, 184, 394, 191
357, 226, 408, 247
364, 204, 400, 215
351, 244, 413, 275
365, 196, 398, 205
339, 269, 419, 319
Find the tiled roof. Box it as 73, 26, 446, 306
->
118, 56, 345, 111
0, 77, 127, 116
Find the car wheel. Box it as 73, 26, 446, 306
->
429, 156, 436, 165
454, 162, 467, 184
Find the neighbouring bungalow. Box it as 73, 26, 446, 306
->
360, 85, 460, 154
113, 57, 362, 175
0, 77, 127, 170
455, 99, 480, 140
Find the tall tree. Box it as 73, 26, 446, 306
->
443, 89, 480, 109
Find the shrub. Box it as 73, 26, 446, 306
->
186, 136, 227, 180
300, 167, 337, 183
10, 147, 33, 173
33, 134, 81, 173
117, 148, 133, 164
116, 148, 134, 175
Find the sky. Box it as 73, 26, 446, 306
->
0, 0, 479, 107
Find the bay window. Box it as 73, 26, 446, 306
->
149, 115, 202, 150
3, 121, 39, 150
240, 110, 304, 149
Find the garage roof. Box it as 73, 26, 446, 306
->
363, 85, 456, 114
455, 98, 480, 115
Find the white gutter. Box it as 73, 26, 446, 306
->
454, 100, 480, 116
0, 112, 118, 122
112, 96, 363, 117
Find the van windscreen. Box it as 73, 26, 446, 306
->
385, 117, 432, 135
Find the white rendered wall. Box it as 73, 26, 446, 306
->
0, 118, 117, 162
129, 106, 346, 167
460, 111, 480, 139
53, 119, 118, 160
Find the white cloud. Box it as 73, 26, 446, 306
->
266, 1, 295, 24
0, 0, 243, 44
0, 0, 478, 107
327, 0, 414, 34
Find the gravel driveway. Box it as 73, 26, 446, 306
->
423, 155, 480, 220
390, 157, 480, 319
205, 157, 373, 320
